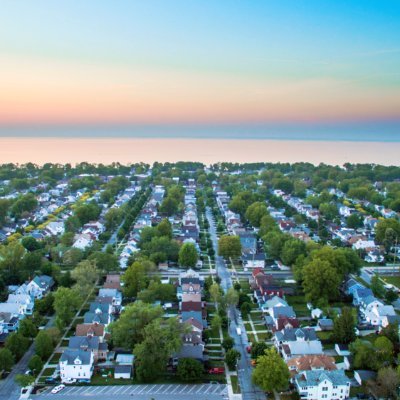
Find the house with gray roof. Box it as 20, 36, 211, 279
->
294, 369, 351, 400
59, 349, 94, 382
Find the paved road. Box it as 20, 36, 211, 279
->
32, 383, 228, 400
206, 208, 265, 400
0, 316, 55, 400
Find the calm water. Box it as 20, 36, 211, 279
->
0, 137, 399, 165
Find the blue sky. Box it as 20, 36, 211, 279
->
0, 1, 399, 127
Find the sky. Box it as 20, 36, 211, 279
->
0, 1, 400, 129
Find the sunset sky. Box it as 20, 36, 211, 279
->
1, 1, 400, 127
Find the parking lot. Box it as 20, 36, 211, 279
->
34, 383, 228, 400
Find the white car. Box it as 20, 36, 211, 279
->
51, 384, 65, 394
63, 378, 76, 384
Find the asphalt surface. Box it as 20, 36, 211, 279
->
206, 208, 265, 400
32, 383, 228, 400
0, 316, 55, 400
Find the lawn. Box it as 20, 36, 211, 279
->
254, 324, 267, 331
244, 322, 252, 331
380, 275, 400, 288
41, 367, 55, 377
317, 331, 332, 341
256, 332, 270, 341
49, 353, 62, 364
230, 375, 241, 394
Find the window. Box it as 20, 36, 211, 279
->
322, 395, 327, 399
322, 387, 328, 391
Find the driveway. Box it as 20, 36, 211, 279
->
32, 383, 228, 400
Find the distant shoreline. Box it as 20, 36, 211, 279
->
1, 137, 399, 166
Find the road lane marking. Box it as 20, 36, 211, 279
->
179, 384, 189, 393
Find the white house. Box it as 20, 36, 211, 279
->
294, 370, 351, 400
72, 233, 93, 250
24, 275, 54, 299
45, 221, 65, 236
59, 349, 94, 382
0, 302, 26, 318
7, 294, 34, 315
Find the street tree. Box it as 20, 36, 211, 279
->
5, 333, 30, 361
35, 330, 54, 360
225, 287, 239, 307
178, 243, 198, 268
218, 235, 242, 260
225, 349, 241, 370
28, 355, 44, 376
245, 202, 268, 227
0, 348, 14, 371
122, 261, 148, 298
252, 347, 290, 393
18, 318, 38, 339
54, 287, 82, 329
71, 259, 99, 293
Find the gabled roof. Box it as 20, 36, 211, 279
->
75, 323, 105, 337
32, 275, 54, 289
60, 349, 92, 365
295, 369, 350, 388
69, 335, 100, 351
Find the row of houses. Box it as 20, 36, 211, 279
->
248, 268, 352, 399
0, 275, 54, 343
59, 274, 125, 382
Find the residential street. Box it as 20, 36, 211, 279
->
0, 316, 55, 400
206, 208, 265, 400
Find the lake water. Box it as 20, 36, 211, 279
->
0, 137, 399, 166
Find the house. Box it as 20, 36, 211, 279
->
24, 275, 54, 299
75, 323, 106, 342
241, 253, 265, 269
59, 349, 94, 382
98, 288, 122, 308
115, 353, 135, 365
7, 294, 34, 315
72, 233, 93, 250
318, 319, 334, 331
287, 355, 337, 377
0, 302, 26, 318
281, 341, 324, 360
354, 370, 377, 386
114, 365, 132, 379
104, 274, 121, 290
294, 370, 351, 400
270, 306, 296, 321
334, 344, 350, 356
250, 269, 284, 298
68, 336, 107, 363
352, 287, 373, 306
0, 312, 19, 333
260, 296, 288, 314
274, 316, 300, 331
275, 328, 320, 352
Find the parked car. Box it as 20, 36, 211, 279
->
208, 367, 225, 375
51, 384, 65, 394
63, 378, 76, 384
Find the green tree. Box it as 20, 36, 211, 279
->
11, 193, 38, 218
54, 287, 82, 329
346, 213, 363, 229
263, 231, 288, 259
245, 202, 268, 227
104, 208, 123, 230
350, 339, 376, 370
21, 236, 41, 252
371, 275, 385, 298
35, 330, 54, 360
252, 347, 290, 393
218, 235, 242, 259
0, 348, 14, 371
109, 302, 164, 350
225, 349, 241, 370
222, 337, 234, 351
123, 261, 148, 298
374, 367, 400, 399
0, 241, 25, 277
160, 197, 179, 216
178, 243, 198, 268
5, 333, 30, 361
156, 218, 173, 238
14, 374, 35, 388
250, 342, 269, 359
332, 307, 356, 344
88, 251, 119, 272
177, 358, 203, 382
28, 355, 44, 376
225, 287, 239, 307
374, 336, 394, 368
134, 318, 182, 382
0, 198, 10, 227
18, 318, 38, 339
209, 283, 222, 304
375, 218, 400, 245
302, 259, 340, 304
240, 302, 251, 317
281, 238, 306, 266
71, 259, 99, 293
74, 202, 101, 225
